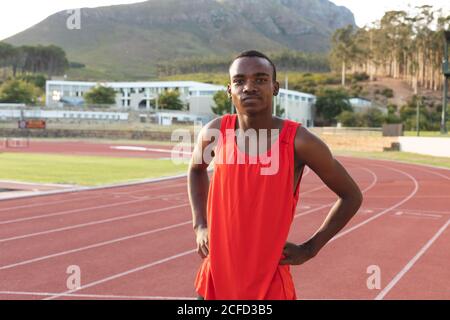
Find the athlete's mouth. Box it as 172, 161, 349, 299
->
242, 96, 261, 101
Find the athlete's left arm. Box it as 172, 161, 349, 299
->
280, 126, 363, 266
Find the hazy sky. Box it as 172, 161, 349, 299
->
0, 0, 449, 41
331, 0, 450, 27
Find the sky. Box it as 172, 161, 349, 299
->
331, 0, 450, 27
0, 0, 449, 41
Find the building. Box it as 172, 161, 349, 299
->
45, 80, 316, 127
349, 97, 388, 115
274, 89, 316, 127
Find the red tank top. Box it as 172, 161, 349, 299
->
195, 114, 303, 300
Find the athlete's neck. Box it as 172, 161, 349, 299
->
235, 113, 280, 132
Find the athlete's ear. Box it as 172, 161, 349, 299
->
227, 84, 232, 99
273, 81, 280, 96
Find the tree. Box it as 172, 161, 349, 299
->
84, 85, 116, 105
212, 91, 232, 115
314, 88, 353, 125
158, 89, 184, 110
400, 95, 441, 131
363, 108, 385, 127
274, 103, 285, 117
330, 25, 359, 86
331, 7, 450, 92
336, 111, 363, 127
17, 74, 47, 91
0, 79, 39, 104
0, 42, 68, 77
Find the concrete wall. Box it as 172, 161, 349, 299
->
398, 137, 450, 157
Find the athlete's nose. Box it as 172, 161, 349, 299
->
243, 81, 257, 94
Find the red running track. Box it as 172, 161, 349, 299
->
1, 140, 180, 159
0, 156, 449, 300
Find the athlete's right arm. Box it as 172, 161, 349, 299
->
188, 117, 222, 259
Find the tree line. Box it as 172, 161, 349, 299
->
330, 5, 450, 90
156, 50, 330, 77
0, 42, 68, 77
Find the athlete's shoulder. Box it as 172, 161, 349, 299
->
202, 115, 228, 132
294, 125, 332, 164
293, 122, 318, 141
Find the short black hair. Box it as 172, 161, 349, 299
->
230, 50, 277, 81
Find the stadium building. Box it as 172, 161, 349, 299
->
45, 80, 316, 126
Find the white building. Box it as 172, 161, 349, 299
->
45, 80, 316, 127
275, 89, 316, 127
349, 97, 388, 115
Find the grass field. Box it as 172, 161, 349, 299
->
404, 131, 450, 138
334, 150, 450, 169
0, 153, 188, 186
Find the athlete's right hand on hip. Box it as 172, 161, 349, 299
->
195, 226, 209, 259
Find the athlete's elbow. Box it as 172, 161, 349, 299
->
341, 188, 363, 211
347, 188, 363, 213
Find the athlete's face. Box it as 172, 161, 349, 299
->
228, 57, 279, 116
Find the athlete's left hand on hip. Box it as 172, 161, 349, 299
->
279, 242, 316, 266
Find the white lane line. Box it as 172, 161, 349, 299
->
110, 182, 186, 196
375, 217, 450, 300
0, 192, 186, 225
0, 169, 335, 269
295, 166, 378, 218
0, 180, 186, 213
0, 195, 100, 213
43, 249, 196, 300
0, 291, 195, 300
330, 164, 419, 242
0, 203, 190, 243
0, 191, 186, 225
110, 182, 187, 197
0, 164, 332, 249
394, 211, 442, 219
0, 221, 192, 271
0, 199, 147, 225
0, 173, 188, 202
419, 169, 450, 181
368, 207, 450, 216
336, 155, 450, 173
54, 160, 434, 301
110, 146, 193, 156
33, 166, 375, 298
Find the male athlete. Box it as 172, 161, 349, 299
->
187, 50, 363, 300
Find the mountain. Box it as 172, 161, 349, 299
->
4, 0, 355, 80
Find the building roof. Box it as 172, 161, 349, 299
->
46, 80, 316, 99
47, 80, 224, 91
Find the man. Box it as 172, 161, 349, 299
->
187, 50, 363, 300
